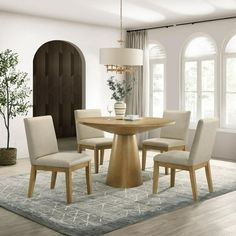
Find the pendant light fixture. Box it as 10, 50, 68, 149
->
100, 0, 143, 74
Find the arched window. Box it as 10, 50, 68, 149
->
182, 35, 217, 123
149, 42, 166, 117
223, 34, 236, 128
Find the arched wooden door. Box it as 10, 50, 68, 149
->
33, 40, 85, 138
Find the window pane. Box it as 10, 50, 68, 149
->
185, 37, 216, 58
149, 43, 166, 59
225, 35, 236, 53
202, 60, 214, 91
185, 61, 197, 91
153, 64, 164, 90
226, 93, 236, 127
201, 92, 214, 118
152, 64, 164, 116
153, 92, 163, 117
226, 58, 236, 92
185, 92, 197, 122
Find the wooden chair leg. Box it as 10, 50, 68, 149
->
85, 162, 92, 194
165, 167, 169, 175
100, 149, 104, 165
65, 169, 72, 204
153, 161, 159, 193
142, 147, 147, 171
94, 149, 99, 173
189, 167, 198, 201
78, 144, 83, 153
51, 171, 57, 189
159, 150, 169, 175
205, 161, 213, 193
170, 168, 176, 187
28, 165, 37, 198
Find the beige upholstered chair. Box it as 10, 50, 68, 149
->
74, 109, 113, 173
24, 115, 92, 204
153, 118, 218, 201
142, 110, 191, 174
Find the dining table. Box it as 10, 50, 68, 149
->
77, 117, 174, 188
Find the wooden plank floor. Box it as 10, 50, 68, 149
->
105, 191, 236, 236
0, 207, 62, 236
0, 157, 236, 236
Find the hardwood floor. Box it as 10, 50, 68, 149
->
0, 154, 236, 236
0, 207, 62, 236
105, 191, 236, 236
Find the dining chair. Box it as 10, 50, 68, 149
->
152, 118, 218, 201
24, 115, 92, 204
74, 109, 113, 173
142, 110, 191, 174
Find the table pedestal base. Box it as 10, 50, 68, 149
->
106, 134, 143, 188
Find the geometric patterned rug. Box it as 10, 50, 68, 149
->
0, 159, 236, 236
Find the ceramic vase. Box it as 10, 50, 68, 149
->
114, 101, 126, 119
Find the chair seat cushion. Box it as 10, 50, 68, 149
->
154, 150, 191, 166
35, 152, 92, 168
143, 138, 185, 148
79, 138, 113, 147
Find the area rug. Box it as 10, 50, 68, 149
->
0, 160, 236, 236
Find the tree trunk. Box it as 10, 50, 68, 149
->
6, 80, 10, 149
7, 125, 10, 149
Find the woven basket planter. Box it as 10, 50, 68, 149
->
0, 148, 17, 165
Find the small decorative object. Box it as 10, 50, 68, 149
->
107, 76, 133, 119
107, 103, 113, 118
124, 115, 140, 121
114, 101, 126, 119
0, 49, 31, 165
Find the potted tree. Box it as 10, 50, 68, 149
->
0, 49, 31, 165
107, 76, 133, 119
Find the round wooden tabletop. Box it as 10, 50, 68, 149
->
77, 117, 175, 135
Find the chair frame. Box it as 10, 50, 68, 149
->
142, 110, 190, 174
152, 160, 213, 201
75, 109, 112, 174
28, 161, 92, 204
78, 144, 112, 173
142, 144, 186, 174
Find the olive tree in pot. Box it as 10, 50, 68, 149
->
107, 76, 133, 119
0, 49, 31, 165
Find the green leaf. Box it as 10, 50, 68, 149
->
107, 76, 134, 101
0, 49, 32, 148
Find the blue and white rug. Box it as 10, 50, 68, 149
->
0, 160, 236, 236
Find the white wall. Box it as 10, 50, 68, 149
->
1, 12, 236, 162
148, 18, 236, 162
0, 12, 119, 158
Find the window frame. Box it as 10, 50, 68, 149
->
222, 52, 236, 129
181, 36, 218, 125
149, 44, 166, 117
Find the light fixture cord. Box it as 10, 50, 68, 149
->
120, 0, 123, 45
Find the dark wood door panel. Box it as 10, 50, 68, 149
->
33, 40, 84, 138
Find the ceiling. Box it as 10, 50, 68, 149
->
0, 0, 236, 30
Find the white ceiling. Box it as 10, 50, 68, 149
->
0, 0, 236, 29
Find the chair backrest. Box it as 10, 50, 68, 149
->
160, 110, 191, 141
24, 115, 59, 165
74, 109, 104, 141
189, 119, 218, 165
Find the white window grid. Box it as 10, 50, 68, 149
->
149, 58, 166, 117
182, 55, 217, 125
222, 52, 236, 129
